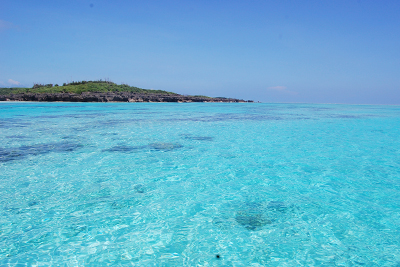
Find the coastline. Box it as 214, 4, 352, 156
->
0, 92, 253, 103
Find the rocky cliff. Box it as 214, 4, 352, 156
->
0, 92, 253, 103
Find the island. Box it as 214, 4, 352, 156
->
0, 80, 253, 103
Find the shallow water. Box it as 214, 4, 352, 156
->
1, 102, 400, 266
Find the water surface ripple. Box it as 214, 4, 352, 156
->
1, 102, 400, 266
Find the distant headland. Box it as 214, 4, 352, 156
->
0, 80, 253, 103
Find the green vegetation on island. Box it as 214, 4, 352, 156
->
0, 80, 253, 102
0, 80, 178, 96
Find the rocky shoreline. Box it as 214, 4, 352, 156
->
0, 92, 252, 103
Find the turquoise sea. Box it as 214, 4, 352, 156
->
1, 102, 400, 266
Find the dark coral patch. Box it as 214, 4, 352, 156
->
184, 136, 214, 141
148, 142, 183, 151
134, 184, 145, 193
102, 142, 183, 153
267, 201, 287, 212
235, 202, 272, 231
0, 141, 83, 162
102, 145, 144, 153
6, 135, 29, 139
52, 142, 84, 152
235, 201, 289, 231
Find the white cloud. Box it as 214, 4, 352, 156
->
8, 79, 21, 85
267, 85, 297, 95
268, 86, 287, 91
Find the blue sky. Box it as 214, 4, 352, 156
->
1, 0, 399, 104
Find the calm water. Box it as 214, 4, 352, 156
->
1, 102, 400, 266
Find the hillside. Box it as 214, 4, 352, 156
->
0, 81, 252, 103
0, 80, 177, 95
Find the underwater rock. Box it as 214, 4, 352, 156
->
0, 141, 83, 162
102, 145, 143, 153
28, 200, 39, 207
235, 211, 271, 231
52, 142, 84, 152
99, 132, 118, 136
103, 142, 183, 153
6, 135, 29, 139
183, 136, 214, 141
234, 201, 290, 231
267, 201, 287, 212
148, 142, 183, 151
0, 148, 25, 162
235, 202, 272, 231
134, 184, 145, 193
